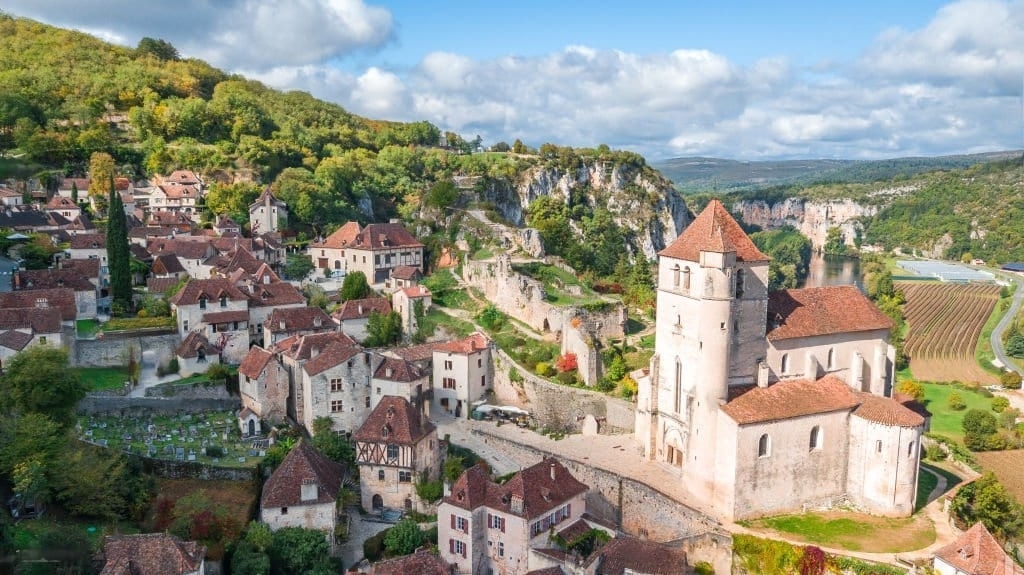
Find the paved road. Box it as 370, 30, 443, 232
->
990, 273, 1024, 376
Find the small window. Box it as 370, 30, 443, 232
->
809, 426, 822, 451
331, 400, 343, 413
399, 470, 412, 483
387, 444, 399, 460
735, 268, 745, 298
781, 353, 790, 374
365, 396, 370, 408
876, 440, 883, 454
378, 469, 385, 481
199, 297, 207, 310
682, 266, 691, 291
281, 507, 288, 515
220, 295, 227, 307
758, 434, 770, 458
672, 264, 680, 288
908, 441, 915, 458
827, 348, 836, 370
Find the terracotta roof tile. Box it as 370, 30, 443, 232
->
446, 458, 588, 520
247, 282, 306, 307
767, 286, 893, 341
239, 346, 275, 379
721, 376, 860, 425
525, 568, 567, 575
894, 391, 933, 421
556, 518, 592, 542
152, 254, 185, 275
147, 277, 180, 294
370, 548, 450, 575
399, 285, 431, 298
169, 278, 248, 306
68, 233, 106, 249
97, 533, 205, 575
333, 297, 391, 321
353, 396, 434, 444
0, 329, 33, 351
0, 288, 77, 321
46, 196, 79, 210
432, 332, 490, 355
14, 269, 94, 292
659, 199, 768, 262
315, 221, 361, 249
390, 266, 422, 280
933, 522, 1024, 575
147, 238, 214, 260
261, 441, 344, 508
265, 307, 333, 333
372, 357, 426, 382
61, 258, 100, 278
853, 392, 925, 427
276, 331, 357, 361
303, 341, 364, 376
594, 537, 689, 575
175, 331, 218, 359
385, 342, 438, 362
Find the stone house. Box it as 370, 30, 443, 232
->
175, 331, 220, 377
0, 307, 63, 366
261, 441, 345, 551
238, 345, 289, 425
263, 306, 335, 348
147, 238, 217, 278
152, 254, 187, 280
66, 233, 108, 286
0, 187, 22, 207
240, 280, 306, 345
308, 221, 424, 284
249, 187, 288, 235
12, 269, 97, 319
367, 548, 451, 575
60, 258, 101, 288
353, 396, 443, 512
333, 297, 392, 343
392, 285, 432, 337
370, 357, 430, 415
169, 278, 250, 362
439, 459, 588, 575
275, 331, 358, 424
56, 177, 90, 201
386, 265, 422, 291
213, 214, 240, 236
45, 196, 81, 220
932, 521, 1024, 575
2, 284, 80, 325
300, 340, 372, 434
634, 200, 924, 521
432, 332, 493, 418
95, 533, 205, 575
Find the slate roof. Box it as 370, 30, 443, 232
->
659, 199, 769, 263
432, 332, 490, 355
0, 207, 51, 229
152, 254, 185, 275
97, 533, 205, 575
261, 441, 344, 508
147, 277, 180, 294
766, 286, 893, 341
303, 341, 364, 376
372, 357, 426, 382
370, 548, 450, 575
353, 396, 434, 445
175, 331, 218, 359
61, 258, 100, 279
933, 522, 1024, 575
334, 297, 391, 321
169, 278, 247, 306
446, 458, 588, 520
0, 330, 34, 351
593, 537, 689, 575
68, 233, 106, 249
239, 346, 275, 379
0, 288, 77, 321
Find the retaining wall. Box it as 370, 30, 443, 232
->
145, 381, 234, 399
71, 331, 180, 367
77, 396, 239, 417
492, 349, 635, 433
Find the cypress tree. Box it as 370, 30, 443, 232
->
106, 175, 132, 311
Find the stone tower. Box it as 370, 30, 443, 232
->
637, 200, 770, 504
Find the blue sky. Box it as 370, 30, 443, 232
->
4, 0, 1023, 160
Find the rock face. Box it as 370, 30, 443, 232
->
480, 161, 691, 260
734, 198, 878, 250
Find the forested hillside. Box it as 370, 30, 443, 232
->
0, 13, 687, 274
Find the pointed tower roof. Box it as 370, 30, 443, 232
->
659, 199, 769, 263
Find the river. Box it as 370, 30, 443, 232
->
798, 253, 862, 289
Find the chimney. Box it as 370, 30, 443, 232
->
358, 304, 363, 315
311, 346, 319, 358
756, 361, 769, 388
300, 478, 318, 502
386, 367, 394, 378
550, 463, 556, 481
279, 320, 285, 330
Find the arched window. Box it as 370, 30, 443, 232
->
735, 268, 745, 298
827, 348, 836, 370
672, 264, 680, 288
908, 441, 915, 458
781, 353, 790, 374
758, 434, 771, 458
809, 426, 822, 451
682, 267, 691, 291
674, 358, 683, 413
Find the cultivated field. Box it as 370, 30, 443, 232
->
897, 282, 1001, 384
974, 450, 1024, 502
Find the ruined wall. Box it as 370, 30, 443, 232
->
463, 255, 556, 333
470, 428, 718, 543
71, 331, 180, 367
492, 349, 634, 433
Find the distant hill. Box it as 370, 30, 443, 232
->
655, 152, 1022, 193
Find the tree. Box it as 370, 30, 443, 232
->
88, 152, 115, 203
951, 472, 1024, 539
107, 175, 133, 310
947, 392, 966, 411
512, 139, 528, 154
963, 409, 998, 436
424, 180, 459, 209
340, 271, 371, 301
71, 181, 79, 203
895, 380, 925, 402
310, 417, 355, 467
365, 310, 402, 347
284, 253, 314, 280
268, 527, 332, 575
384, 518, 426, 557
992, 397, 1010, 413
52, 443, 147, 521
823, 226, 845, 255
1, 346, 86, 427
491, 141, 510, 152
136, 37, 180, 61
1001, 371, 1022, 390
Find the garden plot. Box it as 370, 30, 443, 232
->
77, 410, 265, 467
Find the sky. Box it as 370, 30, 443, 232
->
4, 0, 1024, 160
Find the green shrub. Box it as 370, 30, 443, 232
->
363, 529, 386, 562
992, 397, 1010, 413
948, 392, 966, 410
415, 479, 443, 503
693, 561, 714, 575
535, 362, 554, 377
1002, 371, 1023, 389
925, 443, 946, 461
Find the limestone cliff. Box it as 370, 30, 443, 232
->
733, 198, 878, 251
480, 160, 691, 260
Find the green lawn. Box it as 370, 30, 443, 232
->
418, 307, 475, 340
750, 511, 935, 552
76, 366, 130, 391
921, 382, 995, 441
76, 319, 100, 338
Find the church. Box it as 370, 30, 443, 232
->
634, 200, 926, 521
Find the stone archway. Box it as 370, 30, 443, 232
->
663, 426, 686, 468
372, 494, 383, 510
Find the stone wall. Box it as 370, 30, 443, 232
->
470, 427, 718, 543
144, 381, 234, 399
492, 349, 635, 434
77, 396, 239, 417
133, 454, 259, 482
71, 331, 180, 367
463, 255, 554, 333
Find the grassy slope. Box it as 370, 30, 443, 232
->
920, 383, 994, 441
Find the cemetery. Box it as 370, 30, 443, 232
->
77, 410, 266, 467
